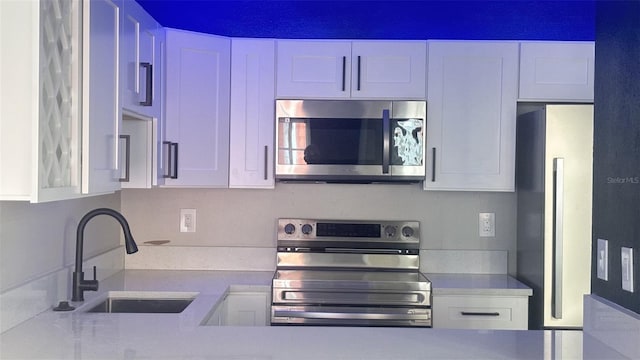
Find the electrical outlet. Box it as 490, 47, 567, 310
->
180, 208, 196, 233
479, 213, 495, 237
597, 238, 608, 281
621, 247, 634, 293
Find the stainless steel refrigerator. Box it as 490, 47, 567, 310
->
516, 104, 593, 329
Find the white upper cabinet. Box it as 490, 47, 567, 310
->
82, 0, 122, 195
276, 40, 426, 99
121, 0, 159, 116
119, 22, 166, 190
153, 27, 166, 186
1, 0, 84, 202
350, 41, 426, 99
163, 29, 230, 187
276, 40, 351, 99
425, 41, 519, 192
1, 0, 122, 201
229, 39, 276, 189
519, 41, 595, 102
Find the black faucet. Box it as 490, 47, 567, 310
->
72, 208, 138, 302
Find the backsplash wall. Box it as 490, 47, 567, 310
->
121, 184, 517, 274
0, 193, 122, 292
0, 193, 122, 332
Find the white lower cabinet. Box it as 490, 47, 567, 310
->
163, 29, 230, 187
223, 292, 270, 326
432, 295, 529, 330
425, 41, 519, 192
204, 290, 270, 326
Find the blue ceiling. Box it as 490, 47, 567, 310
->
137, 0, 595, 41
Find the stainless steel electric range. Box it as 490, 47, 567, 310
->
271, 218, 431, 327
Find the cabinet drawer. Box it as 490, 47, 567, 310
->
433, 295, 528, 330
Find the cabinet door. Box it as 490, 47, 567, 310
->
153, 28, 166, 186
164, 29, 230, 187
121, 0, 157, 115
432, 295, 528, 330
0, 0, 84, 202
519, 41, 594, 102
351, 41, 426, 99
425, 41, 518, 191
82, 0, 122, 195
223, 292, 269, 326
229, 39, 275, 189
276, 40, 351, 99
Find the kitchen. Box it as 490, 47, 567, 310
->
1, 0, 639, 358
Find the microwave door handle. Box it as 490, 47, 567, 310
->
382, 109, 390, 174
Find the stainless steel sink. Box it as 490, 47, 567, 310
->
85, 291, 196, 313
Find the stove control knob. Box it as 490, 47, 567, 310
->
384, 225, 396, 237
401, 226, 414, 238
301, 224, 313, 235
284, 223, 296, 235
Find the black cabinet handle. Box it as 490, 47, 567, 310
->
264, 146, 269, 180
163, 141, 171, 178
163, 141, 179, 179
431, 147, 436, 182
119, 135, 130, 182
341, 56, 346, 92
357, 55, 361, 91
140, 62, 153, 106
460, 312, 501, 317
171, 142, 179, 179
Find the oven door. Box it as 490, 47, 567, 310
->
271, 305, 431, 327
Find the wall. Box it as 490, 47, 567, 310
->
121, 185, 517, 273
0, 193, 122, 331
591, 0, 640, 315
138, 0, 595, 41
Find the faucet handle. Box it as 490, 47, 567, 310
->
84, 266, 99, 292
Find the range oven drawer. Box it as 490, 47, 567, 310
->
271, 305, 431, 327
272, 288, 431, 307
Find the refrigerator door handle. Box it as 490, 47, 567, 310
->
552, 157, 564, 319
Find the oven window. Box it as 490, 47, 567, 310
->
278, 118, 383, 165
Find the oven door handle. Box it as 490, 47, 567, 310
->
273, 309, 425, 321
324, 248, 402, 254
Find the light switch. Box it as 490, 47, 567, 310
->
621, 247, 634, 293
597, 239, 608, 281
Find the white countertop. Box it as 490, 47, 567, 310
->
0, 270, 628, 359
425, 273, 534, 296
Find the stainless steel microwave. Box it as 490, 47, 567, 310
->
275, 99, 426, 183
